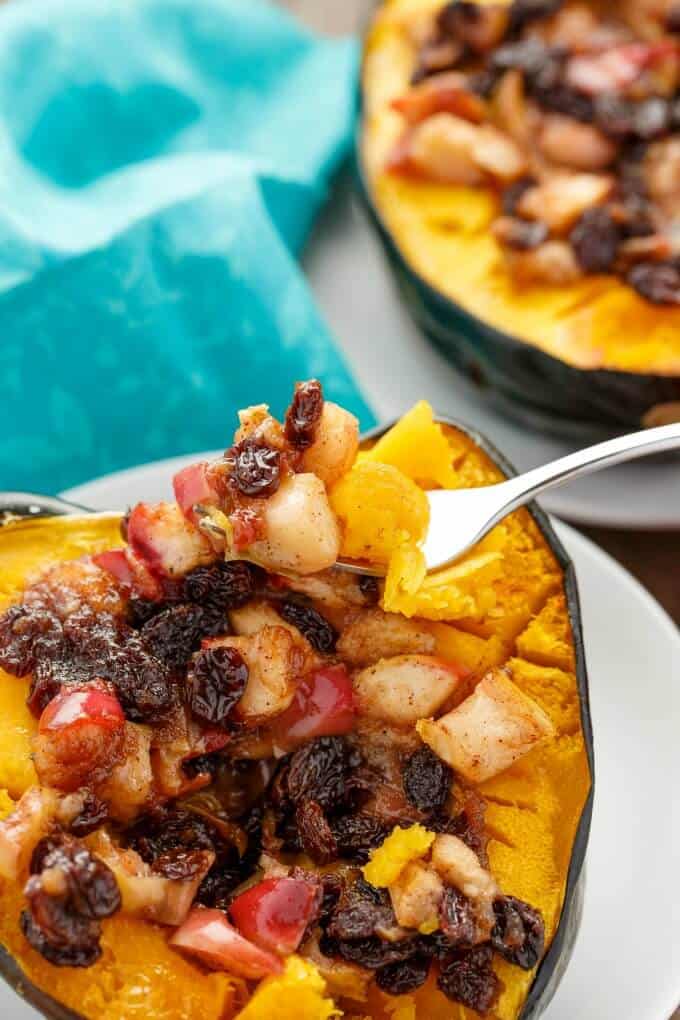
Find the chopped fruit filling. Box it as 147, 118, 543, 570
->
0, 383, 589, 1019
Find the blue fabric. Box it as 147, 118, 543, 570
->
0, 0, 374, 494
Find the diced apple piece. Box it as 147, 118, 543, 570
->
417, 668, 554, 783
300, 402, 359, 487
171, 907, 283, 979
173, 461, 221, 520
96, 722, 154, 823
354, 654, 466, 728
337, 609, 435, 667
93, 549, 163, 601
126, 501, 214, 578
246, 474, 341, 575
431, 834, 498, 904
392, 72, 487, 125
205, 626, 306, 725
389, 861, 444, 931
272, 665, 356, 747
229, 877, 320, 955
392, 114, 526, 185
0, 787, 59, 880
517, 173, 614, 233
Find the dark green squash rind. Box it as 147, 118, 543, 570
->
0, 427, 595, 1020
355, 136, 680, 436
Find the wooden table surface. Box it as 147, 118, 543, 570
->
281, 1, 679, 1017
281, 0, 680, 631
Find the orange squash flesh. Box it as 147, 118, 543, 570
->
0, 417, 591, 1020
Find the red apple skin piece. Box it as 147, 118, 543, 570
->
126, 501, 213, 578
39, 685, 125, 734
173, 462, 220, 520
229, 878, 319, 956
170, 907, 283, 979
272, 665, 356, 748
92, 549, 163, 601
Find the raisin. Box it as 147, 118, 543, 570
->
569, 207, 621, 273
377, 955, 431, 995
627, 262, 680, 306
285, 379, 324, 449
501, 176, 536, 216
126, 597, 165, 628
277, 601, 337, 654
594, 94, 635, 140
295, 800, 338, 865
535, 82, 593, 121
182, 751, 223, 780
127, 807, 219, 861
495, 217, 549, 250
327, 878, 397, 941
508, 0, 562, 34
196, 863, 245, 910
330, 813, 391, 863
437, 945, 501, 1012
317, 873, 345, 928
358, 575, 380, 604
328, 934, 425, 970
491, 895, 544, 969
141, 603, 225, 673
429, 806, 488, 866
667, 4, 680, 32
439, 887, 477, 948
403, 747, 453, 814
152, 848, 211, 880
188, 646, 248, 726
229, 439, 281, 498
184, 561, 262, 611
21, 837, 120, 968
286, 737, 360, 811
69, 794, 109, 838
0, 605, 61, 677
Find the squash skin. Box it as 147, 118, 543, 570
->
0, 418, 594, 1020
358, 4, 680, 435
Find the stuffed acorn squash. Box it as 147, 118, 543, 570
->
0, 384, 592, 1019
360, 0, 680, 430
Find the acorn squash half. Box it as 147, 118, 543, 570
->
358, 0, 680, 434
0, 415, 593, 1020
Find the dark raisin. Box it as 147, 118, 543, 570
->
667, 3, 680, 30
126, 597, 165, 628
377, 955, 431, 995
21, 837, 120, 968
229, 439, 281, 498
285, 379, 324, 449
27, 659, 64, 717
181, 751, 223, 780
429, 806, 488, 866
535, 82, 594, 121
438, 945, 501, 1012
358, 574, 380, 604
501, 176, 537, 216
295, 800, 338, 865
508, 0, 562, 34
286, 737, 360, 811
327, 878, 397, 941
127, 807, 219, 861
329, 934, 425, 970
69, 794, 109, 838
152, 848, 212, 881
184, 561, 262, 611
196, 862, 246, 910
403, 747, 453, 814
627, 261, 680, 305
277, 601, 337, 654
569, 207, 622, 273
439, 887, 477, 948
594, 94, 635, 140
467, 68, 500, 97
330, 813, 391, 863
491, 895, 544, 969
317, 873, 345, 928
633, 97, 671, 141
0, 605, 61, 677
141, 603, 225, 673
188, 646, 248, 726
496, 217, 549, 250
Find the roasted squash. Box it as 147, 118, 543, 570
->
0, 410, 593, 1020
359, 0, 680, 431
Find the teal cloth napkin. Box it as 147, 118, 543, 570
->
0, 0, 375, 494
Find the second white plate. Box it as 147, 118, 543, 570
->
302, 179, 680, 529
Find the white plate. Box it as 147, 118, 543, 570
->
301, 179, 680, 529
37, 464, 680, 1020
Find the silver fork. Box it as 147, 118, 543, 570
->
338, 422, 680, 576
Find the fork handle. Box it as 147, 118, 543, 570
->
500, 423, 680, 510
